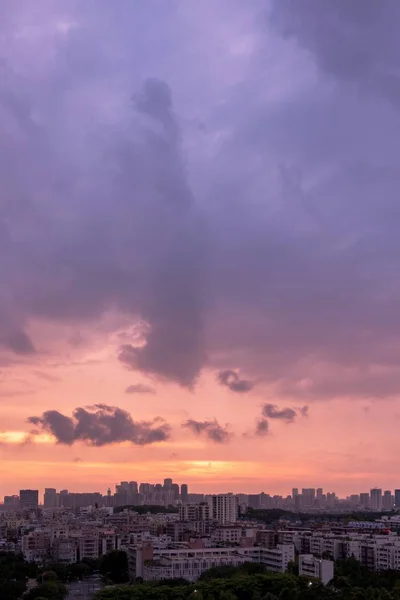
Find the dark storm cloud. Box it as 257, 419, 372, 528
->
217, 370, 254, 393
1, 1, 400, 403
182, 419, 231, 444
125, 383, 156, 394
1, 331, 35, 355
270, 0, 400, 104
28, 404, 170, 446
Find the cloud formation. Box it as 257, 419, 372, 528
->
2, 331, 36, 355
0, 0, 400, 407
217, 370, 254, 393
261, 404, 309, 424
261, 404, 297, 424
182, 419, 231, 444
255, 418, 269, 437
28, 404, 170, 446
125, 383, 156, 395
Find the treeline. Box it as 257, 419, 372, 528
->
114, 505, 178, 514
0, 549, 127, 600
0, 551, 37, 600
244, 507, 397, 524
94, 559, 400, 600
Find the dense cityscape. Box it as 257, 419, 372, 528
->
4, 481, 400, 513
2, 480, 400, 598
1, 0, 399, 599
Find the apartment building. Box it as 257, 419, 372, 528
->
128, 542, 295, 581
178, 502, 210, 522
299, 555, 334, 585
52, 539, 78, 564
22, 531, 50, 562
258, 545, 295, 573
208, 495, 239, 525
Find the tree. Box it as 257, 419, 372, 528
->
187, 591, 204, 600
99, 549, 129, 583
287, 561, 299, 576
218, 592, 236, 600
25, 580, 68, 600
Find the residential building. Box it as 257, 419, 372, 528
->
44, 488, 58, 508
370, 489, 382, 511
299, 555, 334, 585
180, 484, 188, 502
383, 491, 393, 511
20, 490, 39, 511
209, 494, 238, 524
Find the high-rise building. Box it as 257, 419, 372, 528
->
360, 493, 370, 509
316, 488, 323, 499
139, 483, 151, 494
163, 478, 173, 490
44, 488, 58, 508
59, 490, 70, 508
302, 489, 316, 507
181, 484, 188, 502
370, 488, 382, 511
19, 489, 39, 511
395, 490, 400, 508
383, 490, 393, 511
129, 481, 138, 494
4, 495, 19, 508
248, 494, 263, 509
349, 495, 360, 507
209, 494, 238, 524
292, 488, 299, 498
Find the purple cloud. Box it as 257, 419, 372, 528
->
182, 419, 231, 444
0, 0, 399, 407
28, 405, 170, 446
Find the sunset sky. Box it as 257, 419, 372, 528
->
1, 0, 400, 499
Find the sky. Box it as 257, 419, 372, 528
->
1, 0, 400, 498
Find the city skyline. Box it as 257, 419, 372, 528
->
4, 482, 400, 508
1, 2, 400, 494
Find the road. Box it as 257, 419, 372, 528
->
66, 576, 103, 600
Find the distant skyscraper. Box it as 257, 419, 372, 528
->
129, 481, 138, 494
383, 490, 393, 511
164, 478, 173, 490
44, 488, 58, 508
395, 490, 400, 508
181, 484, 188, 502
4, 495, 19, 508
292, 488, 299, 498
360, 493, 370, 509
248, 494, 262, 509
139, 483, 151, 494
316, 488, 323, 498
19, 489, 39, 511
370, 488, 382, 511
302, 488, 316, 507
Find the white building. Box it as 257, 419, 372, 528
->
208, 494, 238, 524
259, 545, 295, 573
299, 555, 334, 585
129, 542, 295, 581
211, 526, 243, 544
